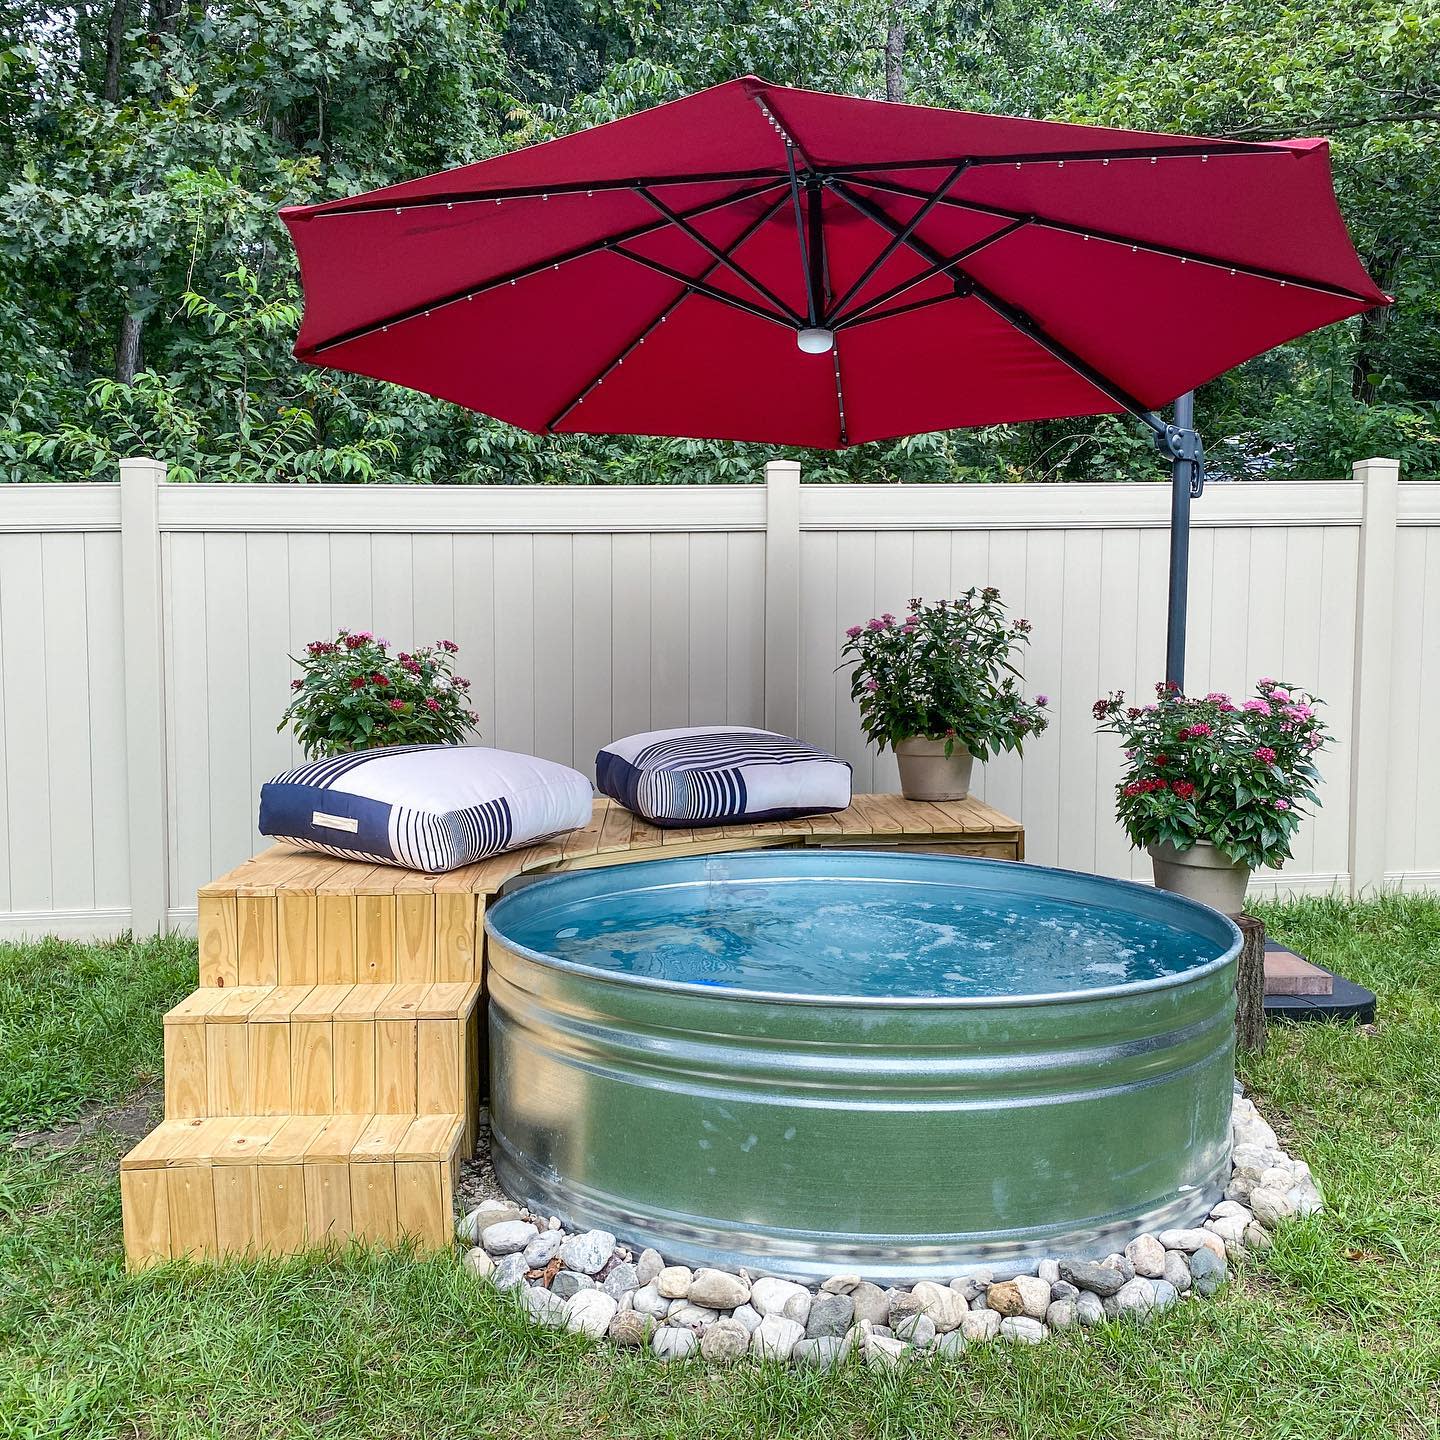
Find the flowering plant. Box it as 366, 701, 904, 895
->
1093, 679, 1331, 869
279, 630, 479, 758
840, 590, 1050, 760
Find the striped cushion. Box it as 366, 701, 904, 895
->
258, 744, 593, 873
596, 726, 851, 827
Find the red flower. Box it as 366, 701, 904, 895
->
1123, 782, 1142, 797
1253, 746, 1277, 764
1178, 723, 1212, 741
291, 678, 304, 691
349, 676, 365, 689
372, 673, 389, 686
425, 697, 441, 712
1150, 753, 1168, 766
388, 698, 405, 711
1172, 781, 1196, 799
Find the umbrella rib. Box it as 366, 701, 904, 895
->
829, 180, 1165, 435
850, 175, 1379, 304
827, 141, 1285, 174
301, 182, 786, 358
607, 246, 796, 328
838, 290, 969, 331
545, 192, 791, 433
830, 218, 1030, 329
636, 187, 803, 324
832, 343, 848, 446
823, 161, 970, 325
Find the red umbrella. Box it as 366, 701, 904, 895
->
282, 75, 1386, 451
282, 76, 1388, 682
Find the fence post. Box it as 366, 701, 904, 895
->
1347, 455, 1399, 898
120, 457, 171, 934
763, 459, 802, 735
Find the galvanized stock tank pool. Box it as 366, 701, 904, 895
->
484, 851, 1241, 1282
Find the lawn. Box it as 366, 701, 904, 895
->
1, 897, 1437, 1440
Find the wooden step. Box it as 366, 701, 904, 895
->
163, 982, 481, 1150
120, 1113, 464, 1268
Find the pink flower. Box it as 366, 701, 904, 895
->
1035, 694, 1049, 707
866, 619, 884, 632
1205, 692, 1230, 704
1253, 747, 1277, 764
290, 678, 303, 691
864, 679, 879, 692
1273, 798, 1290, 811
425, 697, 441, 712
1178, 723, 1212, 740
1242, 699, 1272, 716
438, 639, 459, 652
1282, 703, 1313, 722
880, 612, 896, 627
388, 698, 405, 711
1268, 686, 1292, 702
845, 626, 863, 638
1257, 677, 1276, 689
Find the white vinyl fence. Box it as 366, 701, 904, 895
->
0, 457, 1435, 938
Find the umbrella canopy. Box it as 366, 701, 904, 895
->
283, 76, 1387, 450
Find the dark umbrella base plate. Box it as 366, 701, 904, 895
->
1264, 942, 1376, 1024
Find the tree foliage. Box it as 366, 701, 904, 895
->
1, 0, 1436, 483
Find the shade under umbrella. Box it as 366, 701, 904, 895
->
282, 76, 1387, 450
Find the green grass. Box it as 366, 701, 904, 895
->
1, 901, 1438, 1440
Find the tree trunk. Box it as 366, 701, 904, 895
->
1234, 914, 1267, 1055
103, 0, 133, 102
884, 4, 906, 103
116, 305, 144, 384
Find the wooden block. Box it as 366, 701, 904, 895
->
317, 893, 357, 984
212, 1115, 289, 1164
207, 986, 272, 1021
395, 1162, 448, 1250
396, 1113, 463, 1161
164, 1021, 208, 1120
434, 891, 477, 983
375, 1021, 417, 1114
350, 1161, 398, 1244
165, 1166, 218, 1260
333, 1017, 377, 1113
121, 1168, 171, 1269
304, 1163, 354, 1247
355, 893, 397, 984
212, 1166, 260, 1257
236, 895, 279, 986
290, 1020, 335, 1116
277, 893, 320, 987
247, 1021, 293, 1115
205, 1023, 250, 1118
417, 1018, 465, 1116
1264, 948, 1334, 996
256, 1165, 307, 1253
395, 893, 435, 982
197, 892, 239, 988
163, 987, 227, 1024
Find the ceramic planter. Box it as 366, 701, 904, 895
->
895, 737, 975, 801
1148, 839, 1251, 915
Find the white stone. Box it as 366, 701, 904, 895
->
1209, 1199, 1254, 1223
1125, 1234, 1166, 1278
1156, 1228, 1214, 1253
750, 1276, 813, 1325
564, 1289, 618, 1338
652, 1325, 697, 1360
912, 1280, 968, 1333
656, 1265, 693, 1299
457, 1199, 523, 1243
635, 1248, 664, 1285
559, 1229, 616, 1275
821, 1274, 862, 1295
667, 1303, 719, 1329
522, 1230, 564, 1268
1249, 1185, 1297, 1229
1000, 1316, 1048, 1344
521, 1285, 568, 1327
1036, 1258, 1060, 1284
699, 1317, 750, 1364
864, 1329, 909, 1369
893, 1310, 936, 1346
481, 1219, 538, 1255
1162, 1250, 1192, 1293
959, 1308, 1001, 1342
687, 1268, 750, 1310
463, 1247, 494, 1279
751, 1313, 806, 1361
631, 1283, 670, 1318
731, 1303, 763, 1333
1075, 1293, 1105, 1327
1114, 1277, 1157, 1316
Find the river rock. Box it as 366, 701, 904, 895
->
457, 1199, 523, 1243
564, 1290, 617, 1338
1249, 1185, 1296, 1229
699, 1317, 750, 1364
731, 1303, 763, 1333
1075, 1292, 1105, 1327
1125, 1234, 1166, 1278
493, 1253, 529, 1290
913, 1280, 968, 1333
1046, 1298, 1078, 1331
1156, 1228, 1215, 1253
463, 1247, 494, 1279
959, 1308, 1001, 1342
1189, 1246, 1227, 1297
821, 1274, 862, 1295
1162, 1250, 1192, 1293
608, 1309, 653, 1347
635, 1248, 664, 1286
522, 1230, 564, 1269
750, 1277, 812, 1325
793, 1334, 852, 1369
560, 1229, 616, 1275
864, 1329, 909, 1369
893, 1311, 936, 1346
1036, 1258, 1060, 1284
482, 1219, 538, 1255
850, 1282, 890, 1327
688, 1268, 751, 1310
988, 1275, 1050, 1320
752, 1313, 806, 1361
1000, 1316, 1048, 1344
805, 1291, 854, 1339
549, 1270, 594, 1301
602, 1261, 639, 1301
933, 1330, 968, 1357
1058, 1259, 1126, 1296
1151, 1278, 1179, 1312
652, 1326, 697, 1361
1049, 1280, 1078, 1302
631, 1283, 670, 1318
521, 1285, 568, 1327
1245, 1221, 1274, 1252
668, 1303, 719, 1329
1112, 1277, 1157, 1318
656, 1265, 693, 1299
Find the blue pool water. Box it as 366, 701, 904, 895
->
501, 870, 1218, 1000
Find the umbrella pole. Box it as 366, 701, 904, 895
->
1165, 390, 1197, 691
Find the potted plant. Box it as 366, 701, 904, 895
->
841, 590, 1050, 801
279, 629, 479, 758
1093, 680, 1331, 913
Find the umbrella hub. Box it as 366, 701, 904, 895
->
796, 327, 835, 355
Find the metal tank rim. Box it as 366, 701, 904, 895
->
482, 848, 1243, 1010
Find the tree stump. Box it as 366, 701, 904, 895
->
1234, 913, 1267, 1055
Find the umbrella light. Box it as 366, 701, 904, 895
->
283, 77, 1388, 683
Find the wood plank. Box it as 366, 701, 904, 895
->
349, 1162, 398, 1244
290, 1019, 335, 1116
235, 894, 279, 986
121, 1117, 206, 1171
333, 1015, 377, 1113
212, 1165, 260, 1257
304, 1163, 353, 1247
416, 1018, 464, 1116
256, 1164, 307, 1253
211, 1115, 289, 1164
355, 892, 398, 984
375, 1021, 417, 1114
596, 802, 635, 854
559, 801, 607, 861
165, 1166, 218, 1260
205, 1022, 250, 1117
316, 893, 357, 984
121, 1167, 170, 1269
163, 1022, 208, 1120
247, 1021, 293, 1115
395, 1162, 448, 1250
394, 893, 435, 983
433, 890, 478, 984
396, 1114, 464, 1162
207, 986, 272, 1022
163, 987, 226, 1024
197, 893, 238, 988
277, 892, 320, 987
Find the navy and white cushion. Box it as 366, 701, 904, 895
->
596, 726, 851, 827
258, 744, 593, 873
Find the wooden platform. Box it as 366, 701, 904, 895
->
123, 793, 1021, 1266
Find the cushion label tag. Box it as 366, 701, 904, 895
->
312, 810, 359, 833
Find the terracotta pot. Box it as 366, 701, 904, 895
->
894, 737, 974, 801
1148, 839, 1251, 915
